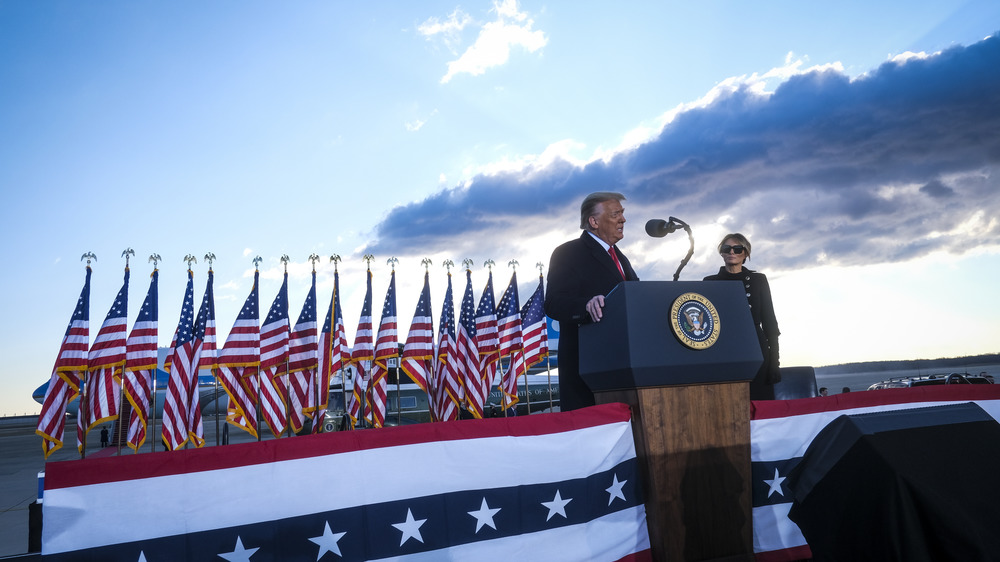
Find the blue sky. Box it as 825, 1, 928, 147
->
2, 1, 998, 416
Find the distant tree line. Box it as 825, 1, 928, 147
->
815, 353, 1000, 374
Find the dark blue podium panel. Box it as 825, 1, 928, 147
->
578, 281, 762, 391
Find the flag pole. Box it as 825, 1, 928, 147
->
460, 258, 475, 420
114, 248, 135, 455
356, 255, 370, 429
418, 257, 434, 422
510, 260, 531, 417
502, 358, 510, 418
500, 259, 510, 418
394, 357, 402, 427
520, 351, 531, 416
148, 254, 161, 454
386, 257, 402, 429
545, 353, 554, 410
430, 259, 454, 423
78, 391, 90, 460
78, 252, 97, 459
201, 253, 221, 446
482, 259, 496, 419
304, 253, 321, 435
534, 263, 553, 412
280, 254, 292, 439
184, 253, 199, 452
284, 354, 292, 437
421, 275, 436, 423
330, 255, 350, 430
253, 256, 264, 441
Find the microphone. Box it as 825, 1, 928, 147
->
645, 218, 677, 238
646, 216, 695, 281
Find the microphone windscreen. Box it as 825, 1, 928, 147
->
645, 219, 670, 237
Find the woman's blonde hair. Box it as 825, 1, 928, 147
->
718, 233, 751, 261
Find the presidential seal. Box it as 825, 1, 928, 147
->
670, 292, 721, 349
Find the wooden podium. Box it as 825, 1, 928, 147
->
579, 281, 761, 562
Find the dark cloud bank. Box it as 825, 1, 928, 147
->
370, 34, 1000, 271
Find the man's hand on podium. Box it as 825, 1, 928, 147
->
586, 294, 606, 322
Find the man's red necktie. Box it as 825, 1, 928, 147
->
609, 246, 625, 280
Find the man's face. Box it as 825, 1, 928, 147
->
590, 199, 626, 246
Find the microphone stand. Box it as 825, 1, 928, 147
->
670, 217, 694, 281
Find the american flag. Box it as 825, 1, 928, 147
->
123, 268, 158, 452
287, 271, 318, 434
369, 271, 398, 428
79, 267, 130, 452
316, 270, 349, 431
506, 274, 549, 408
258, 273, 291, 438
373, 271, 399, 368
430, 273, 461, 421
347, 268, 374, 427
474, 272, 500, 409
196, 270, 218, 372
496, 272, 522, 359
400, 271, 434, 394
37, 266, 91, 459
161, 268, 207, 451
456, 269, 483, 418
216, 270, 261, 439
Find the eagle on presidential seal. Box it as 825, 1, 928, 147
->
683, 305, 706, 337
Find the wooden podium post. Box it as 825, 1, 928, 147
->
579, 281, 760, 561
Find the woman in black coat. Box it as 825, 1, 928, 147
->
704, 233, 780, 400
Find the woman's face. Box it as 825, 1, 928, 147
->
720, 237, 747, 267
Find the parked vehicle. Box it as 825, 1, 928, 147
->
867, 372, 994, 390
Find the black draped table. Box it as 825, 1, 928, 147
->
787, 402, 1000, 562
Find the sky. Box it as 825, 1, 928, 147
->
1, 1, 998, 417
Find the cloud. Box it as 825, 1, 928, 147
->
368, 34, 1000, 276
418, 8, 473, 53
437, 0, 548, 84
919, 179, 955, 198
405, 109, 439, 132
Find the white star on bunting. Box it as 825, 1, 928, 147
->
308, 521, 347, 558
764, 467, 786, 498
606, 473, 627, 505
392, 508, 427, 546
218, 536, 259, 562
542, 490, 572, 521
468, 497, 502, 533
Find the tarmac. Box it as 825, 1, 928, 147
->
0, 414, 260, 559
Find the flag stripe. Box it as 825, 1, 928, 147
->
161, 269, 210, 450
506, 274, 548, 403
317, 270, 350, 418
496, 272, 522, 358
81, 268, 130, 447
431, 273, 461, 421
215, 271, 261, 438
348, 269, 375, 425
401, 272, 434, 393
456, 269, 483, 417
286, 271, 319, 432
369, 272, 399, 427
37, 267, 92, 458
